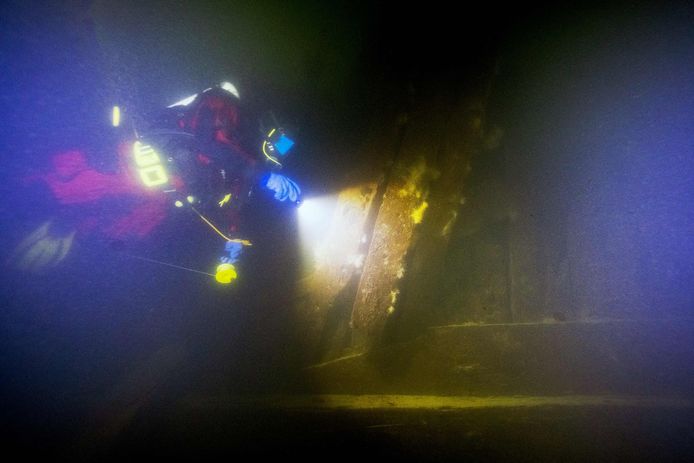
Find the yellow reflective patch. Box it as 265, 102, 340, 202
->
262, 141, 282, 167
112, 106, 121, 127
133, 141, 169, 187
139, 165, 168, 187
133, 141, 160, 167
218, 193, 232, 207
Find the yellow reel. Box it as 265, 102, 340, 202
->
215, 263, 238, 284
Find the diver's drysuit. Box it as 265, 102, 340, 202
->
13, 82, 300, 281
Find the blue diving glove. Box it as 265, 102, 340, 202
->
220, 240, 243, 264
262, 172, 301, 203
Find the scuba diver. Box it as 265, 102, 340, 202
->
10, 81, 301, 285
156, 81, 302, 282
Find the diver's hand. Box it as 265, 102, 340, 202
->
215, 241, 243, 285
219, 240, 243, 264
262, 172, 301, 203
9, 221, 76, 271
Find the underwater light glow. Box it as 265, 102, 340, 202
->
297, 197, 335, 245
297, 187, 372, 272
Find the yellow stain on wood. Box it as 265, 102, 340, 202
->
411, 201, 429, 224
